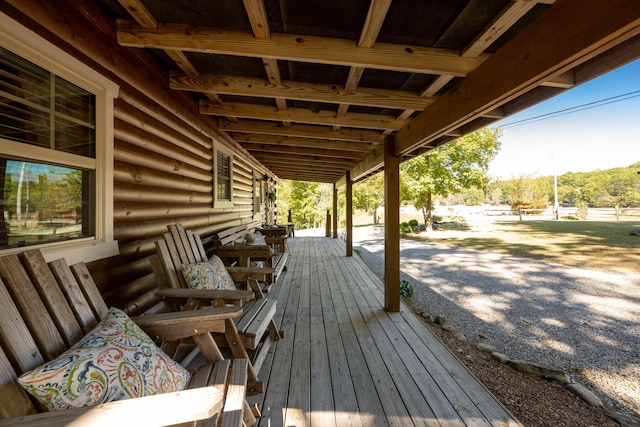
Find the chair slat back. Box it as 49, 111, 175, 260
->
20, 251, 85, 346
186, 230, 207, 263
69, 262, 109, 320
153, 225, 214, 291
215, 225, 249, 246
0, 253, 67, 363
0, 249, 111, 419
0, 343, 35, 418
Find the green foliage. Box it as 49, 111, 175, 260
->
401, 127, 502, 226
494, 162, 640, 209
400, 279, 414, 299
353, 173, 383, 224
504, 174, 549, 210
400, 222, 412, 233
408, 219, 419, 228
277, 180, 332, 229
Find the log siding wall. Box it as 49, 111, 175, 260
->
1, 1, 273, 315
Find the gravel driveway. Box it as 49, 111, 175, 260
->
350, 225, 640, 416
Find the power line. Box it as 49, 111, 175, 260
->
499, 89, 640, 129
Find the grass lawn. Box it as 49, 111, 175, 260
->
409, 220, 640, 274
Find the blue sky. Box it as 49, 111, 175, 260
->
489, 58, 640, 179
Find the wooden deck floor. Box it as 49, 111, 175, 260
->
248, 236, 521, 427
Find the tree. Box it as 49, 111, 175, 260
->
505, 174, 549, 210
400, 127, 502, 228
278, 180, 332, 229
353, 173, 384, 224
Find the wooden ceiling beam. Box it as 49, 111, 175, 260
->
242, 142, 368, 160
252, 152, 357, 167
335, 0, 393, 128
231, 133, 375, 152
265, 165, 345, 176
221, 120, 386, 143
117, 20, 487, 76
117, 0, 226, 109
242, 0, 290, 125
394, 0, 640, 156
408, 0, 548, 118
267, 170, 340, 183
266, 163, 345, 174
117, 0, 157, 28
172, 73, 433, 111
202, 101, 409, 130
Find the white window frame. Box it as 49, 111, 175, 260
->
0, 13, 120, 264
213, 141, 234, 208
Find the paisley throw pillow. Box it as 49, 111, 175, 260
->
17, 307, 190, 411
181, 256, 237, 291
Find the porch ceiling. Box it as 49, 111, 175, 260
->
104, 0, 640, 183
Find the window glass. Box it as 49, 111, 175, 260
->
0, 47, 95, 157
217, 150, 231, 201
0, 46, 97, 251
0, 159, 94, 249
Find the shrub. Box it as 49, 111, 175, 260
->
408, 219, 419, 228
400, 279, 414, 299
400, 222, 412, 233
575, 199, 588, 220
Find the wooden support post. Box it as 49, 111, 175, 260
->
384, 135, 400, 312
345, 171, 353, 257
332, 183, 338, 238
325, 209, 331, 237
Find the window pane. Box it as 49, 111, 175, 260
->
0, 46, 52, 148
0, 159, 95, 250
217, 151, 231, 201
55, 115, 95, 157
55, 76, 95, 156
0, 47, 96, 157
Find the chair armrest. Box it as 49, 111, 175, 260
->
132, 306, 243, 342
157, 288, 255, 302
226, 266, 275, 275
264, 237, 286, 245
0, 386, 223, 427
215, 245, 274, 258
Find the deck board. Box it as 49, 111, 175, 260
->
250, 237, 520, 427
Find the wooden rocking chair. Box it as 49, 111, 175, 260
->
152, 224, 283, 385
0, 249, 256, 427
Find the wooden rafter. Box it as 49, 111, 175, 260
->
394, 0, 640, 156
172, 74, 433, 111
396, 0, 555, 130
242, 0, 290, 126
240, 143, 368, 160
201, 101, 409, 131
117, 0, 226, 109
334, 0, 392, 130
118, 19, 578, 85
117, 20, 487, 76
219, 121, 387, 143
230, 134, 376, 152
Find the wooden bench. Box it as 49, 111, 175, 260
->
0, 249, 255, 427
256, 226, 289, 253
152, 224, 283, 383
211, 224, 288, 285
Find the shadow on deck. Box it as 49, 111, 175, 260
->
248, 236, 520, 427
